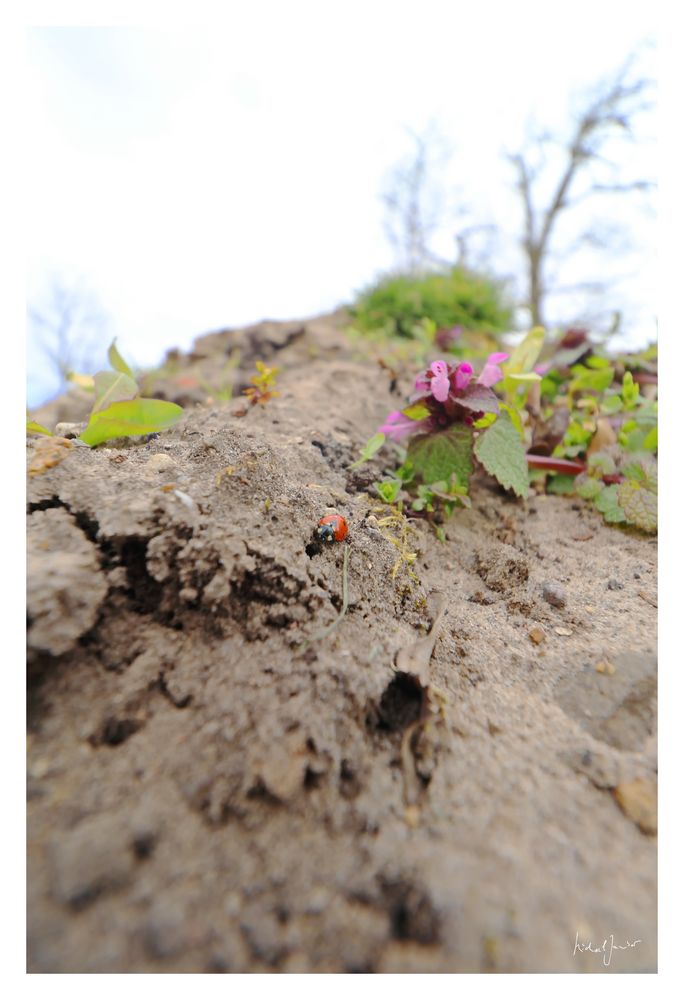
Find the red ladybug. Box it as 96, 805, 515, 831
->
316, 514, 349, 544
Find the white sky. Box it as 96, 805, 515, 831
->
25, 4, 657, 403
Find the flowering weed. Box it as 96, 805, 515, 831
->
353, 327, 657, 534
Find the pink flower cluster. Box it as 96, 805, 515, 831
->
379, 352, 508, 442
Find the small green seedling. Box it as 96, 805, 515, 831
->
78, 341, 183, 446
243, 361, 279, 406
27, 339, 184, 447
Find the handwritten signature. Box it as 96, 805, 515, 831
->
573, 931, 642, 967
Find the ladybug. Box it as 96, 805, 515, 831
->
315, 514, 349, 544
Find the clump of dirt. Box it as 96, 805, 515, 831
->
27, 312, 657, 972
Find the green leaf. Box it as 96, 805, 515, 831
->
600, 394, 623, 415
621, 370, 639, 408
594, 484, 627, 524
413, 484, 435, 512
620, 418, 657, 452
349, 432, 385, 469
564, 419, 593, 447
26, 420, 53, 436
540, 375, 560, 399
506, 372, 542, 383
395, 460, 414, 483
79, 398, 183, 446
621, 457, 651, 482
585, 355, 611, 369
408, 424, 474, 489
617, 478, 657, 533
642, 426, 658, 451
575, 475, 603, 500
588, 451, 617, 475
506, 326, 545, 375
430, 477, 471, 509
108, 339, 136, 379
546, 474, 576, 495
570, 365, 615, 393
499, 401, 524, 436
375, 479, 402, 503
474, 412, 529, 498
402, 403, 431, 421
92, 370, 139, 413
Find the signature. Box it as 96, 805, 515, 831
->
573, 931, 642, 967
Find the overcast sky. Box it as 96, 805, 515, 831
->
26, 5, 657, 404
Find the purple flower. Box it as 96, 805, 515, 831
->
477, 352, 508, 388
429, 360, 450, 402
378, 351, 507, 443
453, 362, 473, 391
379, 409, 429, 442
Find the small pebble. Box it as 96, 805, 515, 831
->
612, 778, 657, 835
607, 579, 624, 591
595, 660, 616, 675
404, 805, 421, 828
554, 626, 573, 636
542, 581, 567, 608
145, 453, 176, 473
529, 626, 546, 645
54, 421, 86, 438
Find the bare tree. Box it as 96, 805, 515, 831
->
381, 125, 450, 274
28, 276, 110, 391
382, 125, 506, 277
508, 54, 655, 328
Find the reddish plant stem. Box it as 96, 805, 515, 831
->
526, 453, 625, 485
526, 454, 586, 475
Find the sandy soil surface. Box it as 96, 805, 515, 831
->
27, 313, 657, 973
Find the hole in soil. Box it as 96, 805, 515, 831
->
245, 779, 281, 806
95, 716, 142, 747
339, 759, 361, 798
118, 537, 164, 614
381, 880, 441, 945
303, 766, 323, 790
131, 833, 157, 860
373, 673, 424, 733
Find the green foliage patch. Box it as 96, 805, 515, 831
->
350, 266, 512, 339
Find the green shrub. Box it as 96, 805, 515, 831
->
349, 266, 512, 339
